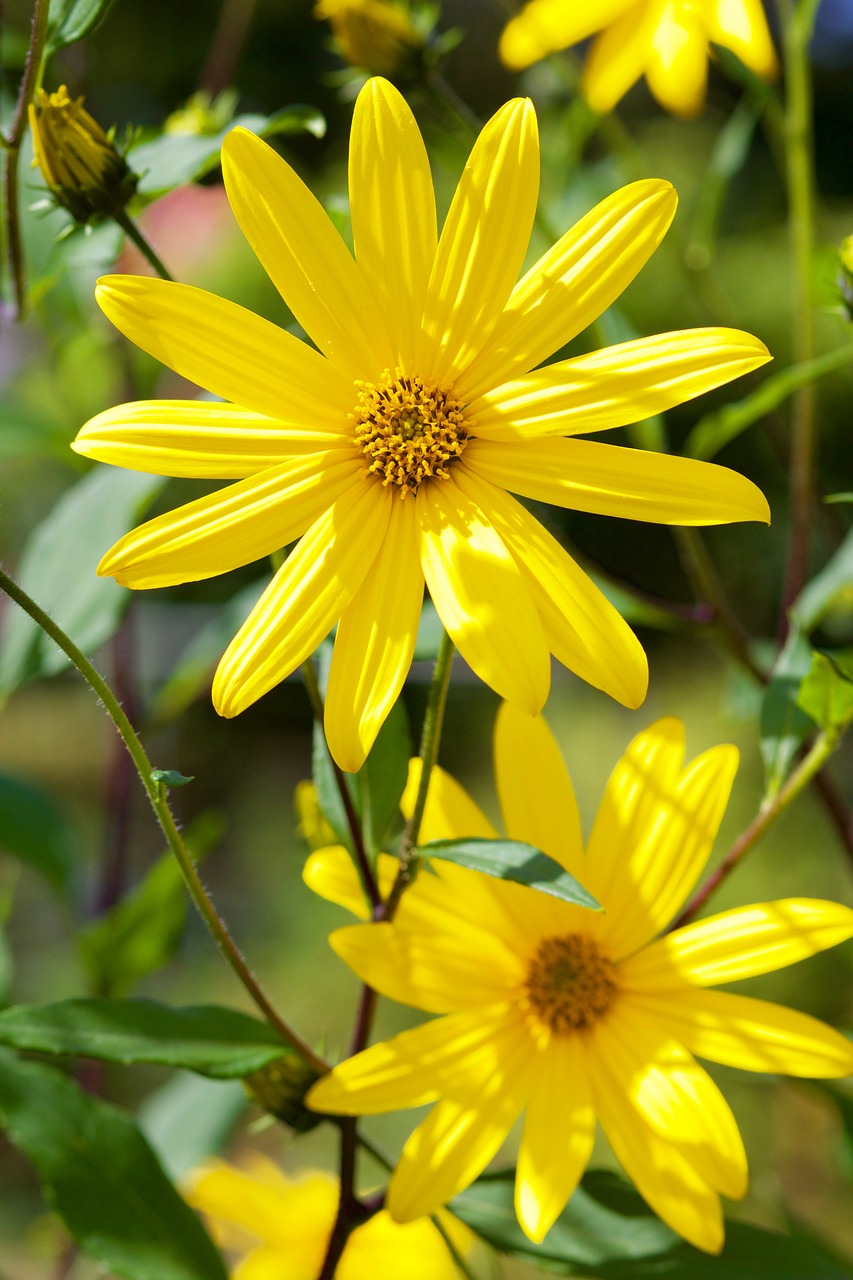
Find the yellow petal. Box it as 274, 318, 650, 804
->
98, 452, 359, 589
349, 79, 437, 371
466, 436, 771, 526
415, 99, 539, 386
710, 0, 778, 77
458, 180, 677, 403
213, 480, 392, 717
221, 127, 393, 381
630, 988, 853, 1078
582, 5, 658, 115
515, 1036, 595, 1242
416, 475, 550, 715
493, 701, 585, 879
646, 1, 708, 118
630, 899, 853, 989
387, 1019, 534, 1222
94, 275, 352, 428
401, 758, 497, 844
457, 467, 648, 708
302, 845, 373, 920
325, 497, 423, 772
73, 400, 352, 479
499, 0, 635, 68
472, 328, 772, 442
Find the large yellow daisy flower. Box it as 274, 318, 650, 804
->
185, 1156, 481, 1278
305, 705, 853, 1253
499, 0, 779, 117
73, 77, 770, 772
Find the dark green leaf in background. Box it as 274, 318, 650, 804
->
423, 839, 600, 910
46, 0, 116, 54
760, 628, 815, 797
791, 528, 853, 635
356, 696, 412, 857
797, 650, 853, 733
0, 1049, 227, 1280
0, 773, 77, 892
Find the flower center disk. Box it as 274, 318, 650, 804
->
353, 369, 470, 496
524, 933, 619, 1033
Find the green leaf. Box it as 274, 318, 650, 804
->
825, 493, 853, 505
452, 1169, 853, 1278
151, 769, 195, 789
422, 839, 600, 910
0, 468, 165, 695
0, 1049, 227, 1280
0, 773, 77, 892
138, 1073, 247, 1181
46, 0, 116, 53
760, 628, 815, 797
797, 650, 853, 733
0, 999, 296, 1079
357, 697, 412, 856
791, 528, 853, 634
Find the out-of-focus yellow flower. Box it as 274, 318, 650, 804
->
28, 85, 137, 223
165, 89, 240, 136
73, 77, 770, 774
186, 1156, 483, 1278
307, 706, 853, 1253
316, 0, 425, 78
499, 0, 778, 117
295, 780, 339, 851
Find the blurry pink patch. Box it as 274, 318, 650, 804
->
117, 184, 237, 284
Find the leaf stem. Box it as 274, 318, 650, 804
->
112, 208, 174, 281
0, 566, 326, 1074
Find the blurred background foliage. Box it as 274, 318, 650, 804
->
1, 0, 853, 1276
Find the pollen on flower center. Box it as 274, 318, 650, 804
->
524, 933, 619, 1033
352, 369, 470, 497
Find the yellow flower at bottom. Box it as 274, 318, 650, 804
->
73, 76, 771, 774
306, 705, 853, 1253
185, 1156, 480, 1279
499, 0, 778, 117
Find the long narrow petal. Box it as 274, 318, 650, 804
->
221, 128, 392, 380
387, 1021, 534, 1222
349, 79, 437, 372
213, 481, 392, 719
456, 468, 648, 708
600, 743, 739, 956
307, 1008, 518, 1115
646, 2, 708, 118
499, 0, 636, 68
515, 1036, 595, 1242
710, 0, 778, 76
416, 99, 540, 387
471, 329, 771, 442
325, 497, 424, 772
628, 900, 853, 990
73, 400, 352, 478
303, 845, 373, 920
629, 988, 853, 1077
493, 701, 585, 879
98, 453, 360, 589
456, 182, 677, 403
466, 436, 771, 526
402, 759, 497, 843
583, 5, 659, 115
94, 276, 353, 428
416, 474, 550, 715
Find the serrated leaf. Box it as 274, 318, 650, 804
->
0, 468, 164, 695
423, 839, 600, 910
0, 773, 77, 892
0, 1049, 227, 1280
796, 650, 853, 732
791, 528, 853, 634
46, 0, 116, 53
0, 999, 295, 1079
138, 1073, 247, 1181
760, 628, 815, 797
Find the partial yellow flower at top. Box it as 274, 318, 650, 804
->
499, 0, 779, 117
73, 76, 771, 774
316, 0, 425, 78
306, 705, 853, 1253
185, 1156, 483, 1278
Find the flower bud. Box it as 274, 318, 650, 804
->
315, 0, 425, 79
243, 1054, 323, 1132
28, 85, 137, 225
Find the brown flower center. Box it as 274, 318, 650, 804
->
353, 369, 470, 497
524, 933, 619, 1034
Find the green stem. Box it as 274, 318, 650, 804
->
0, 566, 326, 1074
113, 208, 174, 281
673, 725, 843, 928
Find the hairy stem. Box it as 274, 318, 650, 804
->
113, 208, 174, 281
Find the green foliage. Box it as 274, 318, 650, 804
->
0, 1049, 227, 1280
0, 773, 77, 892
150, 768, 195, 789
791, 528, 853, 634
797, 650, 853, 733
423, 838, 600, 909
138, 1073, 247, 1181
760, 628, 815, 796
46, 0, 117, 55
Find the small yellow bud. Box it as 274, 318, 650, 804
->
315, 0, 424, 79
28, 85, 137, 224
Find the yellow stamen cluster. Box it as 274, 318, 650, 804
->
353, 370, 470, 497
524, 933, 619, 1034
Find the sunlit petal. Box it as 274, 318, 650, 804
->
583, 5, 658, 117
710, 0, 778, 75
499, 0, 636, 67
402, 759, 497, 843
646, 1, 708, 118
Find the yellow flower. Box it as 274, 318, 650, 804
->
499, 0, 779, 117
306, 705, 853, 1253
73, 77, 771, 773
185, 1156, 482, 1279
316, 0, 425, 78
29, 85, 137, 224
